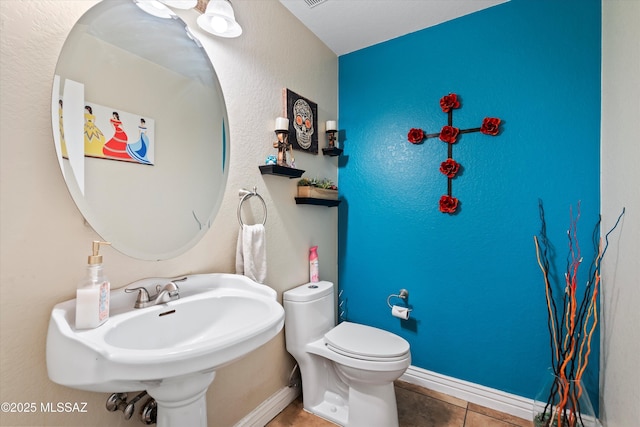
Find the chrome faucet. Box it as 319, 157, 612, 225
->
125, 278, 185, 308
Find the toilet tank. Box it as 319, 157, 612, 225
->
283, 281, 335, 349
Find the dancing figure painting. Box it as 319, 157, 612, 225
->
85, 102, 155, 165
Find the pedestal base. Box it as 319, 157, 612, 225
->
145, 371, 216, 427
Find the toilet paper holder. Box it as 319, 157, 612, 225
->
386, 289, 413, 312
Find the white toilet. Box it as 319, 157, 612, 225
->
283, 281, 411, 427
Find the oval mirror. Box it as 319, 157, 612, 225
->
52, 0, 229, 260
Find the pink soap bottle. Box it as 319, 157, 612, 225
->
309, 246, 319, 282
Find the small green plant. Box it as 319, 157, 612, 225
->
297, 178, 337, 190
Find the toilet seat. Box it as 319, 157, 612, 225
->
324, 322, 410, 362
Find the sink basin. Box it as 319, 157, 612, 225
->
104, 295, 274, 351
46, 273, 284, 426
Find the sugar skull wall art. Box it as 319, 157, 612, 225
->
284, 88, 318, 154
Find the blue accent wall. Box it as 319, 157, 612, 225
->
338, 0, 601, 406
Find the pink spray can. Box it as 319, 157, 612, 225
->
309, 246, 319, 283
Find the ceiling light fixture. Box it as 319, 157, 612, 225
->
134, 0, 176, 19
159, 0, 197, 9
197, 0, 242, 38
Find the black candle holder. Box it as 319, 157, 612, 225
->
273, 129, 290, 166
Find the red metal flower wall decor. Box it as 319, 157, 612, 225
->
407, 93, 501, 214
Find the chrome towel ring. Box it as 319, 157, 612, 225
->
237, 186, 267, 227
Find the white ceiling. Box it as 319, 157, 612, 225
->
278, 0, 509, 56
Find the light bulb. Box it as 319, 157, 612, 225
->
196, 0, 242, 38
210, 16, 229, 34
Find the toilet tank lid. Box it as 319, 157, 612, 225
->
283, 281, 334, 302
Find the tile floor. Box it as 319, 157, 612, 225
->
267, 381, 533, 427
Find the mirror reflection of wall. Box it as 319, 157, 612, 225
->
52, 0, 229, 260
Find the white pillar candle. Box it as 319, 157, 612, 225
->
275, 117, 289, 131
326, 120, 337, 131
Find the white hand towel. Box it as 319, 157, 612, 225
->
235, 224, 267, 284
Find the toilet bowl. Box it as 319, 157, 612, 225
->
283, 281, 411, 427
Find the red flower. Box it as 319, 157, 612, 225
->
439, 158, 460, 178
480, 117, 501, 135
439, 195, 459, 213
407, 128, 425, 144
439, 125, 459, 144
440, 93, 460, 113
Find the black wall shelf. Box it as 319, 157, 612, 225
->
259, 164, 305, 178
322, 147, 343, 156
295, 197, 341, 207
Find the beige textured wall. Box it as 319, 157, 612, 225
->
600, 1, 640, 426
0, 1, 338, 426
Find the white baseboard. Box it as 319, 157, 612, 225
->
234, 384, 301, 427
236, 366, 602, 426
400, 365, 534, 421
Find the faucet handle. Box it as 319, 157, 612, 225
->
163, 281, 180, 297
151, 281, 180, 301
125, 287, 150, 308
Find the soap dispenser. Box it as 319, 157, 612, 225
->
75, 241, 111, 329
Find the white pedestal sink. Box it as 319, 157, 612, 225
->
46, 273, 284, 426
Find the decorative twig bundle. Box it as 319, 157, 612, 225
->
533, 201, 624, 427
